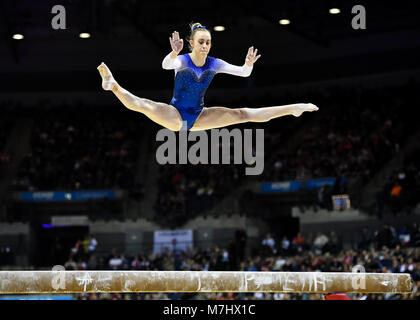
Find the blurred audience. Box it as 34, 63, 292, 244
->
375, 148, 420, 217
262, 83, 417, 186
12, 107, 144, 195
0, 119, 14, 173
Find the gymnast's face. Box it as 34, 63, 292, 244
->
190, 30, 212, 56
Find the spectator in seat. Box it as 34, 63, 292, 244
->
262, 233, 277, 257
313, 232, 329, 254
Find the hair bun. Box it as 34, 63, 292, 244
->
191, 22, 202, 31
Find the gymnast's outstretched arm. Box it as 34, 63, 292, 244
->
215, 58, 253, 77
215, 46, 261, 77
162, 53, 184, 70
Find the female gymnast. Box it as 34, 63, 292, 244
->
97, 22, 318, 131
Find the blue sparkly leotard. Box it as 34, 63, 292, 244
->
162, 53, 253, 130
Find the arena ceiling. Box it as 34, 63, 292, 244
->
1, 0, 420, 95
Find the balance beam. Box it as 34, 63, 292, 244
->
0, 271, 412, 294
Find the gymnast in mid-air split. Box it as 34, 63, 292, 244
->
97, 22, 318, 131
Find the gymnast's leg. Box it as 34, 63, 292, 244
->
190, 103, 318, 131
97, 63, 183, 131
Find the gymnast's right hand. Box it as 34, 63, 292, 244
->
169, 31, 183, 55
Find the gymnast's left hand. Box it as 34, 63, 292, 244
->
245, 46, 261, 67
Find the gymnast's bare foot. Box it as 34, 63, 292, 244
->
97, 62, 118, 92
292, 103, 319, 117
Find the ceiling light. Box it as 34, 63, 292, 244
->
214, 26, 225, 31
329, 8, 341, 14
79, 32, 91, 39
279, 19, 290, 25
12, 34, 24, 40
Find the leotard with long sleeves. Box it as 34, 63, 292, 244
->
162, 53, 253, 130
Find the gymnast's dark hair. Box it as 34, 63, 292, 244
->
187, 22, 211, 51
